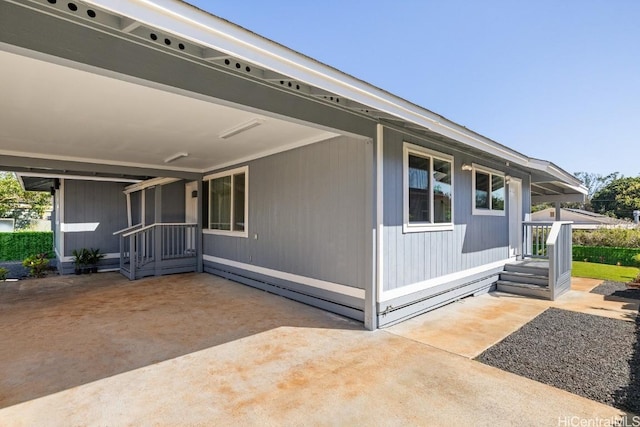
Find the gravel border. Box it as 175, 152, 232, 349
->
476, 308, 640, 414
591, 281, 640, 301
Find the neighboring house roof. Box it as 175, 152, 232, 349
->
0, 0, 586, 201
531, 208, 634, 229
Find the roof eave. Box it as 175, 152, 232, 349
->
85, 0, 582, 189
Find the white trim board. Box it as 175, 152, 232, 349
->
16, 171, 140, 184
375, 124, 384, 303
60, 252, 121, 263
379, 258, 510, 302
61, 222, 100, 232
203, 255, 365, 300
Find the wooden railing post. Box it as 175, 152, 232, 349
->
154, 224, 162, 276
546, 221, 573, 300
129, 234, 136, 280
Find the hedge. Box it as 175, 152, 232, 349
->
0, 232, 53, 261
573, 245, 640, 267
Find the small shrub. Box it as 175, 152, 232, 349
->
0, 267, 8, 281
22, 253, 50, 278
632, 254, 640, 268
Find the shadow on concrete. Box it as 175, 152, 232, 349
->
0, 272, 362, 409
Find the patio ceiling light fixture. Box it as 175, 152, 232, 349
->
461, 163, 473, 171
219, 118, 264, 139
164, 152, 189, 163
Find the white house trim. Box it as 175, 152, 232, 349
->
16, 171, 140, 184
124, 177, 181, 194
402, 142, 455, 233
375, 124, 384, 303
60, 252, 120, 263
379, 258, 511, 302
203, 255, 365, 300
204, 165, 249, 238
61, 222, 100, 232
471, 163, 506, 217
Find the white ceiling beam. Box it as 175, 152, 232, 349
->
532, 194, 585, 204
532, 183, 563, 195
119, 17, 141, 33
202, 48, 230, 61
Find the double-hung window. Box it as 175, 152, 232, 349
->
403, 143, 454, 233
472, 165, 505, 216
204, 166, 248, 237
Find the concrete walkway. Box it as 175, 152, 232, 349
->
387, 277, 638, 359
0, 274, 635, 425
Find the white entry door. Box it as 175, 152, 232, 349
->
508, 177, 523, 258
185, 181, 198, 251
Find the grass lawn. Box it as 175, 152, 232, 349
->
572, 261, 639, 282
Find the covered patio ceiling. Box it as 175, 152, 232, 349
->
0, 0, 587, 204
0, 49, 339, 176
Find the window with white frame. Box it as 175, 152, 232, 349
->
472, 165, 505, 216
403, 143, 454, 232
205, 166, 248, 237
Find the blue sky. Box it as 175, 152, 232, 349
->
190, 1, 639, 178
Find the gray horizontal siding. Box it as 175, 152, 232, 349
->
63, 180, 128, 256
203, 135, 373, 292
382, 127, 530, 292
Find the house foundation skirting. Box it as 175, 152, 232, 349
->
377, 266, 504, 327
203, 259, 365, 322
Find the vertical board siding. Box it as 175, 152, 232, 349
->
382, 127, 529, 291
145, 189, 155, 225
63, 180, 128, 255
203, 135, 373, 290
130, 192, 141, 225
161, 180, 186, 223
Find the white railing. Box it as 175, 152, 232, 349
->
523, 221, 554, 258
522, 221, 573, 300
118, 223, 197, 280
547, 221, 573, 299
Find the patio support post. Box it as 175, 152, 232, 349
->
196, 179, 203, 273
154, 185, 162, 276
555, 202, 561, 221
365, 124, 384, 331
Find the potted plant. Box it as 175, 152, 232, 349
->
72, 248, 90, 275
87, 248, 104, 273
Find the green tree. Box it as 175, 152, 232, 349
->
591, 176, 640, 219
568, 171, 619, 210
0, 172, 52, 230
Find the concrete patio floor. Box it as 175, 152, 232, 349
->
0, 273, 634, 425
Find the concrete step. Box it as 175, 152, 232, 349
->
503, 262, 549, 277
496, 280, 551, 300
499, 271, 549, 287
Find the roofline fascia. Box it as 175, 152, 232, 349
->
82, 0, 543, 169
15, 171, 142, 184
76, 0, 583, 190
